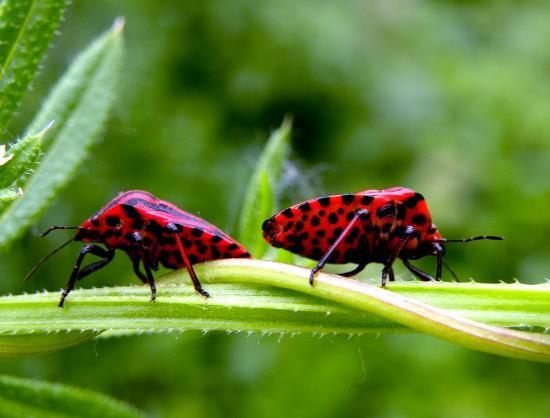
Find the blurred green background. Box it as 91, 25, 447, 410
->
1, 1, 549, 417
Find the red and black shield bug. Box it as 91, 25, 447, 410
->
26, 190, 250, 307
262, 187, 502, 286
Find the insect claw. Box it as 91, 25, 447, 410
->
309, 268, 319, 287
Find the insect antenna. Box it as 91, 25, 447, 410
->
442, 258, 460, 282
441, 235, 503, 243
40, 225, 81, 237
24, 237, 74, 282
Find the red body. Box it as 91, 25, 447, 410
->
77, 190, 250, 267
262, 187, 443, 265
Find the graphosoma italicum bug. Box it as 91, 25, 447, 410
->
26, 190, 250, 307
262, 187, 502, 286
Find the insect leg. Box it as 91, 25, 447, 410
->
75, 248, 115, 281
166, 223, 210, 298
340, 263, 368, 277
401, 258, 433, 282
127, 232, 157, 301
141, 257, 157, 302
59, 244, 113, 308
434, 242, 444, 280
131, 256, 148, 284
381, 226, 415, 287
309, 209, 370, 286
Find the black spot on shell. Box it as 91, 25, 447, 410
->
337, 208, 344, 215
311, 216, 320, 227
311, 238, 320, 246
341, 194, 355, 204
183, 239, 192, 248
198, 245, 208, 254
412, 214, 427, 226
131, 219, 144, 230
361, 195, 374, 205
173, 251, 183, 264
333, 227, 343, 238
192, 228, 203, 237
318, 197, 331, 207
228, 243, 238, 251
299, 232, 308, 240
282, 208, 294, 218
405, 193, 424, 209
310, 247, 323, 259
319, 210, 326, 216
298, 202, 312, 212
121, 204, 140, 219
301, 214, 308, 221
396, 204, 406, 220
284, 221, 294, 231
295, 221, 304, 232
211, 235, 223, 243
211, 246, 221, 258
223, 252, 231, 258
289, 244, 305, 254
315, 230, 326, 237
377, 204, 394, 219
328, 213, 338, 224
346, 211, 356, 221
105, 216, 120, 227
188, 254, 198, 264
345, 227, 360, 243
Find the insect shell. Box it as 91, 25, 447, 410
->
27, 190, 250, 307
262, 187, 501, 286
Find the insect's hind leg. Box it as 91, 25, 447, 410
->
59, 244, 114, 308
340, 263, 368, 277
309, 209, 370, 286
127, 233, 157, 302
166, 223, 210, 298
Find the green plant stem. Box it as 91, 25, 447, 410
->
1, 259, 549, 360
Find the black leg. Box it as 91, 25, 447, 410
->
76, 248, 115, 280
59, 244, 113, 308
402, 258, 433, 282
131, 256, 148, 284
434, 243, 444, 280
127, 232, 157, 301
141, 257, 157, 302
389, 267, 395, 282
340, 263, 368, 277
381, 226, 415, 287
309, 209, 370, 286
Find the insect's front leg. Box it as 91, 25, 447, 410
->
381, 225, 415, 287
59, 244, 114, 308
127, 232, 157, 302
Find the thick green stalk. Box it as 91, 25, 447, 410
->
1, 260, 548, 360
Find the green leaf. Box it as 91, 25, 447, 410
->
238, 117, 292, 257
0, 122, 51, 189
0, 187, 21, 202
0, 18, 125, 251
1, 260, 548, 361
0, 0, 68, 129
0, 375, 144, 418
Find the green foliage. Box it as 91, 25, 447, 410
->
0, 19, 124, 251
0, 0, 68, 129
0, 122, 49, 189
0, 260, 548, 361
238, 117, 292, 257
0, 375, 144, 418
